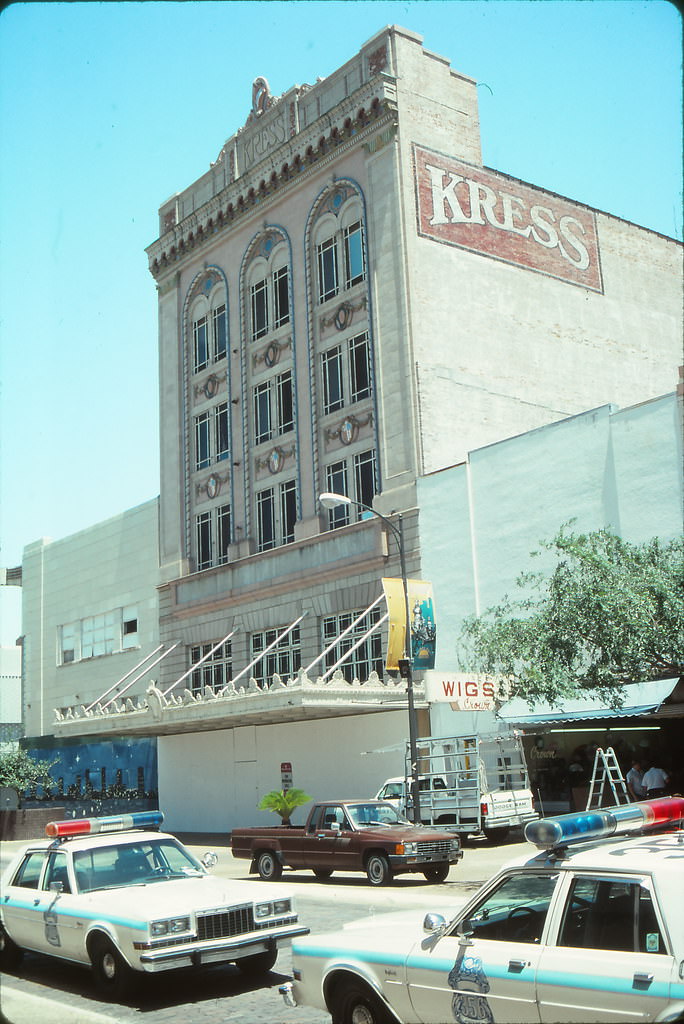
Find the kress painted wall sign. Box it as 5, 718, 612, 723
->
414, 143, 603, 293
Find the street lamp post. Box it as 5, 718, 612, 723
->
319, 492, 422, 824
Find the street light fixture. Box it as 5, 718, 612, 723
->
319, 492, 422, 824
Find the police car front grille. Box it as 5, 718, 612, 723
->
417, 840, 452, 856
197, 904, 254, 940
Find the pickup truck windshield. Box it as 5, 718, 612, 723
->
346, 803, 411, 828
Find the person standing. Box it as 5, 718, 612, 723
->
625, 759, 646, 801
642, 763, 670, 798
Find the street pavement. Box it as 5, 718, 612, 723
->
0, 832, 530, 1024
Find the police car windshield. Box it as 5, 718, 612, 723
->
347, 803, 411, 828
73, 838, 205, 892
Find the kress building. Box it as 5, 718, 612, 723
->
38, 26, 681, 831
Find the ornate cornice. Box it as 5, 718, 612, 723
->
146, 83, 398, 282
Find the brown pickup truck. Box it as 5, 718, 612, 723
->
231, 799, 462, 886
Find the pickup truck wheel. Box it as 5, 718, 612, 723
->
332, 980, 395, 1024
366, 853, 392, 886
313, 868, 334, 880
257, 850, 283, 881
0, 924, 23, 970
89, 935, 138, 1000
483, 826, 510, 844
422, 863, 450, 883
235, 947, 278, 976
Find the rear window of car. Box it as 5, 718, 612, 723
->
11, 851, 47, 889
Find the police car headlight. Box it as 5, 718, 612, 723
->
151, 916, 191, 936
169, 916, 191, 933
273, 899, 291, 915
256, 902, 273, 918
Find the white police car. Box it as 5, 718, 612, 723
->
281, 797, 684, 1023
0, 810, 307, 999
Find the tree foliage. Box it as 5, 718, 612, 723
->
0, 749, 58, 799
258, 788, 312, 824
461, 528, 684, 706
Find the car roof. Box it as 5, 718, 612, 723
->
510, 830, 684, 884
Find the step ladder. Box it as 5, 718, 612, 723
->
585, 747, 630, 810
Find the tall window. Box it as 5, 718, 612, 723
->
194, 504, 232, 570
250, 625, 301, 689
217, 504, 231, 564
280, 479, 297, 545
343, 221, 365, 288
250, 277, 269, 340
248, 257, 290, 341
195, 413, 211, 469
317, 236, 338, 302
324, 450, 377, 530
215, 403, 230, 461
253, 371, 294, 444
256, 480, 298, 551
321, 333, 371, 414
322, 346, 344, 414
325, 461, 350, 528
256, 488, 276, 552
323, 606, 384, 682
196, 511, 212, 570
192, 298, 227, 373
189, 639, 232, 696
254, 383, 272, 445
213, 304, 227, 361
354, 449, 377, 509
273, 266, 290, 328
193, 316, 209, 372
349, 334, 371, 402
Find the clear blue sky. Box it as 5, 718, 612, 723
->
1, 0, 682, 645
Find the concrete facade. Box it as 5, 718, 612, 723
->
419, 390, 683, 740
21, 499, 160, 738
0, 646, 22, 751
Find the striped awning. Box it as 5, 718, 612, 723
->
496, 678, 679, 727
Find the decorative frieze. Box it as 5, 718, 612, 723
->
255, 444, 296, 476
252, 336, 293, 371
325, 412, 373, 447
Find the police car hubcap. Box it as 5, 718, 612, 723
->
351, 1008, 374, 1024
103, 953, 117, 979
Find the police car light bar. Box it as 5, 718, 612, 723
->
46, 810, 164, 839
525, 796, 684, 850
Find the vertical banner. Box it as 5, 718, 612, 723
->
382, 579, 437, 672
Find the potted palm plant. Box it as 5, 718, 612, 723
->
258, 788, 312, 826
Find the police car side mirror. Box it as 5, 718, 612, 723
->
201, 851, 218, 869
48, 881, 64, 894
423, 913, 447, 934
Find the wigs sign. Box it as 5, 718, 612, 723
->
423, 672, 509, 711
414, 144, 603, 292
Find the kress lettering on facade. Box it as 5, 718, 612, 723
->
426, 162, 591, 270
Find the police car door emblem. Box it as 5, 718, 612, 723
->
448, 946, 494, 1024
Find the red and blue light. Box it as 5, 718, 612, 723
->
525, 797, 684, 850
46, 810, 164, 839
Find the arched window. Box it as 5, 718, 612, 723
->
189, 282, 228, 373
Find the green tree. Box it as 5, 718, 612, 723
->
0, 749, 58, 805
258, 788, 312, 825
461, 528, 684, 706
